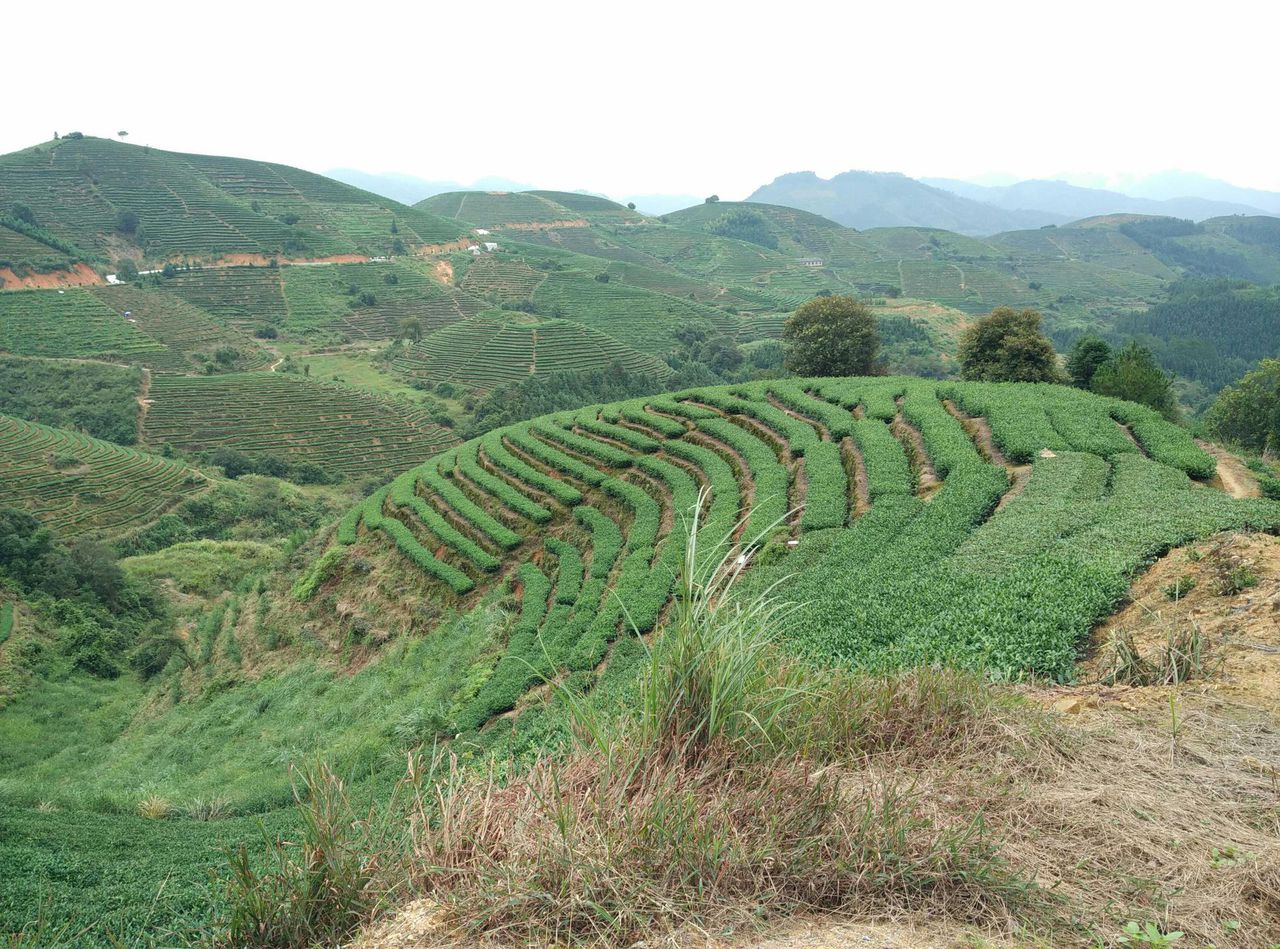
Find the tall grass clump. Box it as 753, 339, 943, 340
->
402, 491, 1040, 944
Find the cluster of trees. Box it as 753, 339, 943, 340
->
1119, 218, 1262, 282
0, 507, 172, 679
0, 357, 143, 445
709, 209, 779, 249
958, 308, 1065, 384
203, 447, 334, 485
1067, 336, 1178, 418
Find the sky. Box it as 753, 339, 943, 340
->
6, 0, 1280, 200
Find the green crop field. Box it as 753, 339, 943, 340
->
154, 266, 288, 331
280, 259, 482, 341
0, 289, 168, 361
418, 190, 575, 227
0, 414, 210, 535
391, 313, 672, 391
531, 270, 742, 352
141, 373, 457, 478
338, 377, 1278, 709
87, 285, 269, 371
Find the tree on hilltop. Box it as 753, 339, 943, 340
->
782, 295, 881, 377
1066, 335, 1112, 389
1204, 359, 1280, 454
958, 307, 1065, 383
1090, 340, 1178, 419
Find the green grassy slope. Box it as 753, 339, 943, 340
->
2, 377, 1277, 943
0, 137, 465, 265
0, 413, 211, 536
140, 373, 457, 479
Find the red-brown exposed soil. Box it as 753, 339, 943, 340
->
0, 262, 103, 289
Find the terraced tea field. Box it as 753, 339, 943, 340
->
281, 260, 482, 340
419, 191, 581, 227
141, 373, 457, 478
337, 378, 1278, 726
0, 289, 168, 361
88, 285, 269, 371
155, 267, 287, 330
531, 271, 741, 352
391, 314, 672, 391
0, 413, 209, 535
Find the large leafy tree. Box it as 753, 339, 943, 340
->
1090, 341, 1178, 419
782, 295, 881, 377
958, 307, 1064, 383
1066, 335, 1112, 389
1204, 358, 1280, 453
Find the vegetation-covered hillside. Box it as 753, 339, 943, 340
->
0, 136, 464, 269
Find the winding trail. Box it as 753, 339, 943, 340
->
1199, 441, 1261, 499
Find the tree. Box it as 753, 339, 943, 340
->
1066, 335, 1112, 388
1204, 359, 1280, 454
115, 209, 140, 234
704, 194, 720, 204
782, 295, 881, 377
627, 202, 636, 210
958, 307, 1065, 383
1090, 341, 1178, 419
117, 130, 129, 140
399, 317, 423, 344
116, 258, 140, 282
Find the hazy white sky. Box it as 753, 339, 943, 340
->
7, 0, 1279, 199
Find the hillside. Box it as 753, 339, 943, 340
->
3, 376, 1278, 945
0, 136, 465, 269
748, 171, 1068, 234
0, 413, 210, 536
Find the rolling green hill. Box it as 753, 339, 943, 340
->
2, 375, 1278, 944
0, 137, 465, 267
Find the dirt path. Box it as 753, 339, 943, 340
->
135, 368, 153, 443
1199, 441, 1261, 499
892, 399, 941, 499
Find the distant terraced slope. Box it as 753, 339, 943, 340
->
333, 378, 1277, 735
0, 285, 268, 371
0, 414, 209, 535
141, 373, 457, 478
0, 136, 464, 264
391, 313, 672, 390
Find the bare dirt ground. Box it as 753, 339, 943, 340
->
0, 262, 102, 289
432, 259, 454, 285
1202, 441, 1263, 499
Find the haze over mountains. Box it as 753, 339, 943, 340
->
749, 170, 1280, 235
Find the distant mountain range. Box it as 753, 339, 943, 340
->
748, 170, 1280, 236
920, 178, 1270, 224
